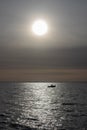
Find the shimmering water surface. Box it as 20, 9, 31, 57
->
0, 82, 87, 130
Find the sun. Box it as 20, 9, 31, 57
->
32, 20, 48, 36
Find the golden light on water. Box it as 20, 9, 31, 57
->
32, 20, 48, 36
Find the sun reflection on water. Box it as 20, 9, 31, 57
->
0, 83, 87, 129
18, 82, 63, 129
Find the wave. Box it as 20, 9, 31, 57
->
9, 123, 37, 130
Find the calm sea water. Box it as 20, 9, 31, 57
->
0, 82, 87, 130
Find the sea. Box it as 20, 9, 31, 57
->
0, 82, 87, 130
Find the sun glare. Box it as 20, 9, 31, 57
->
32, 20, 48, 36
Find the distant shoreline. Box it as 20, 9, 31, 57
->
0, 81, 87, 83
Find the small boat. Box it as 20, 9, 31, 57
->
48, 84, 56, 88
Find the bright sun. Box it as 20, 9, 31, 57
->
32, 20, 48, 36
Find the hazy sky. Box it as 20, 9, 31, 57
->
0, 0, 87, 69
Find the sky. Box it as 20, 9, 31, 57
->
0, 0, 87, 81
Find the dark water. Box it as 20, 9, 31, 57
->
0, 82, 87, 130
